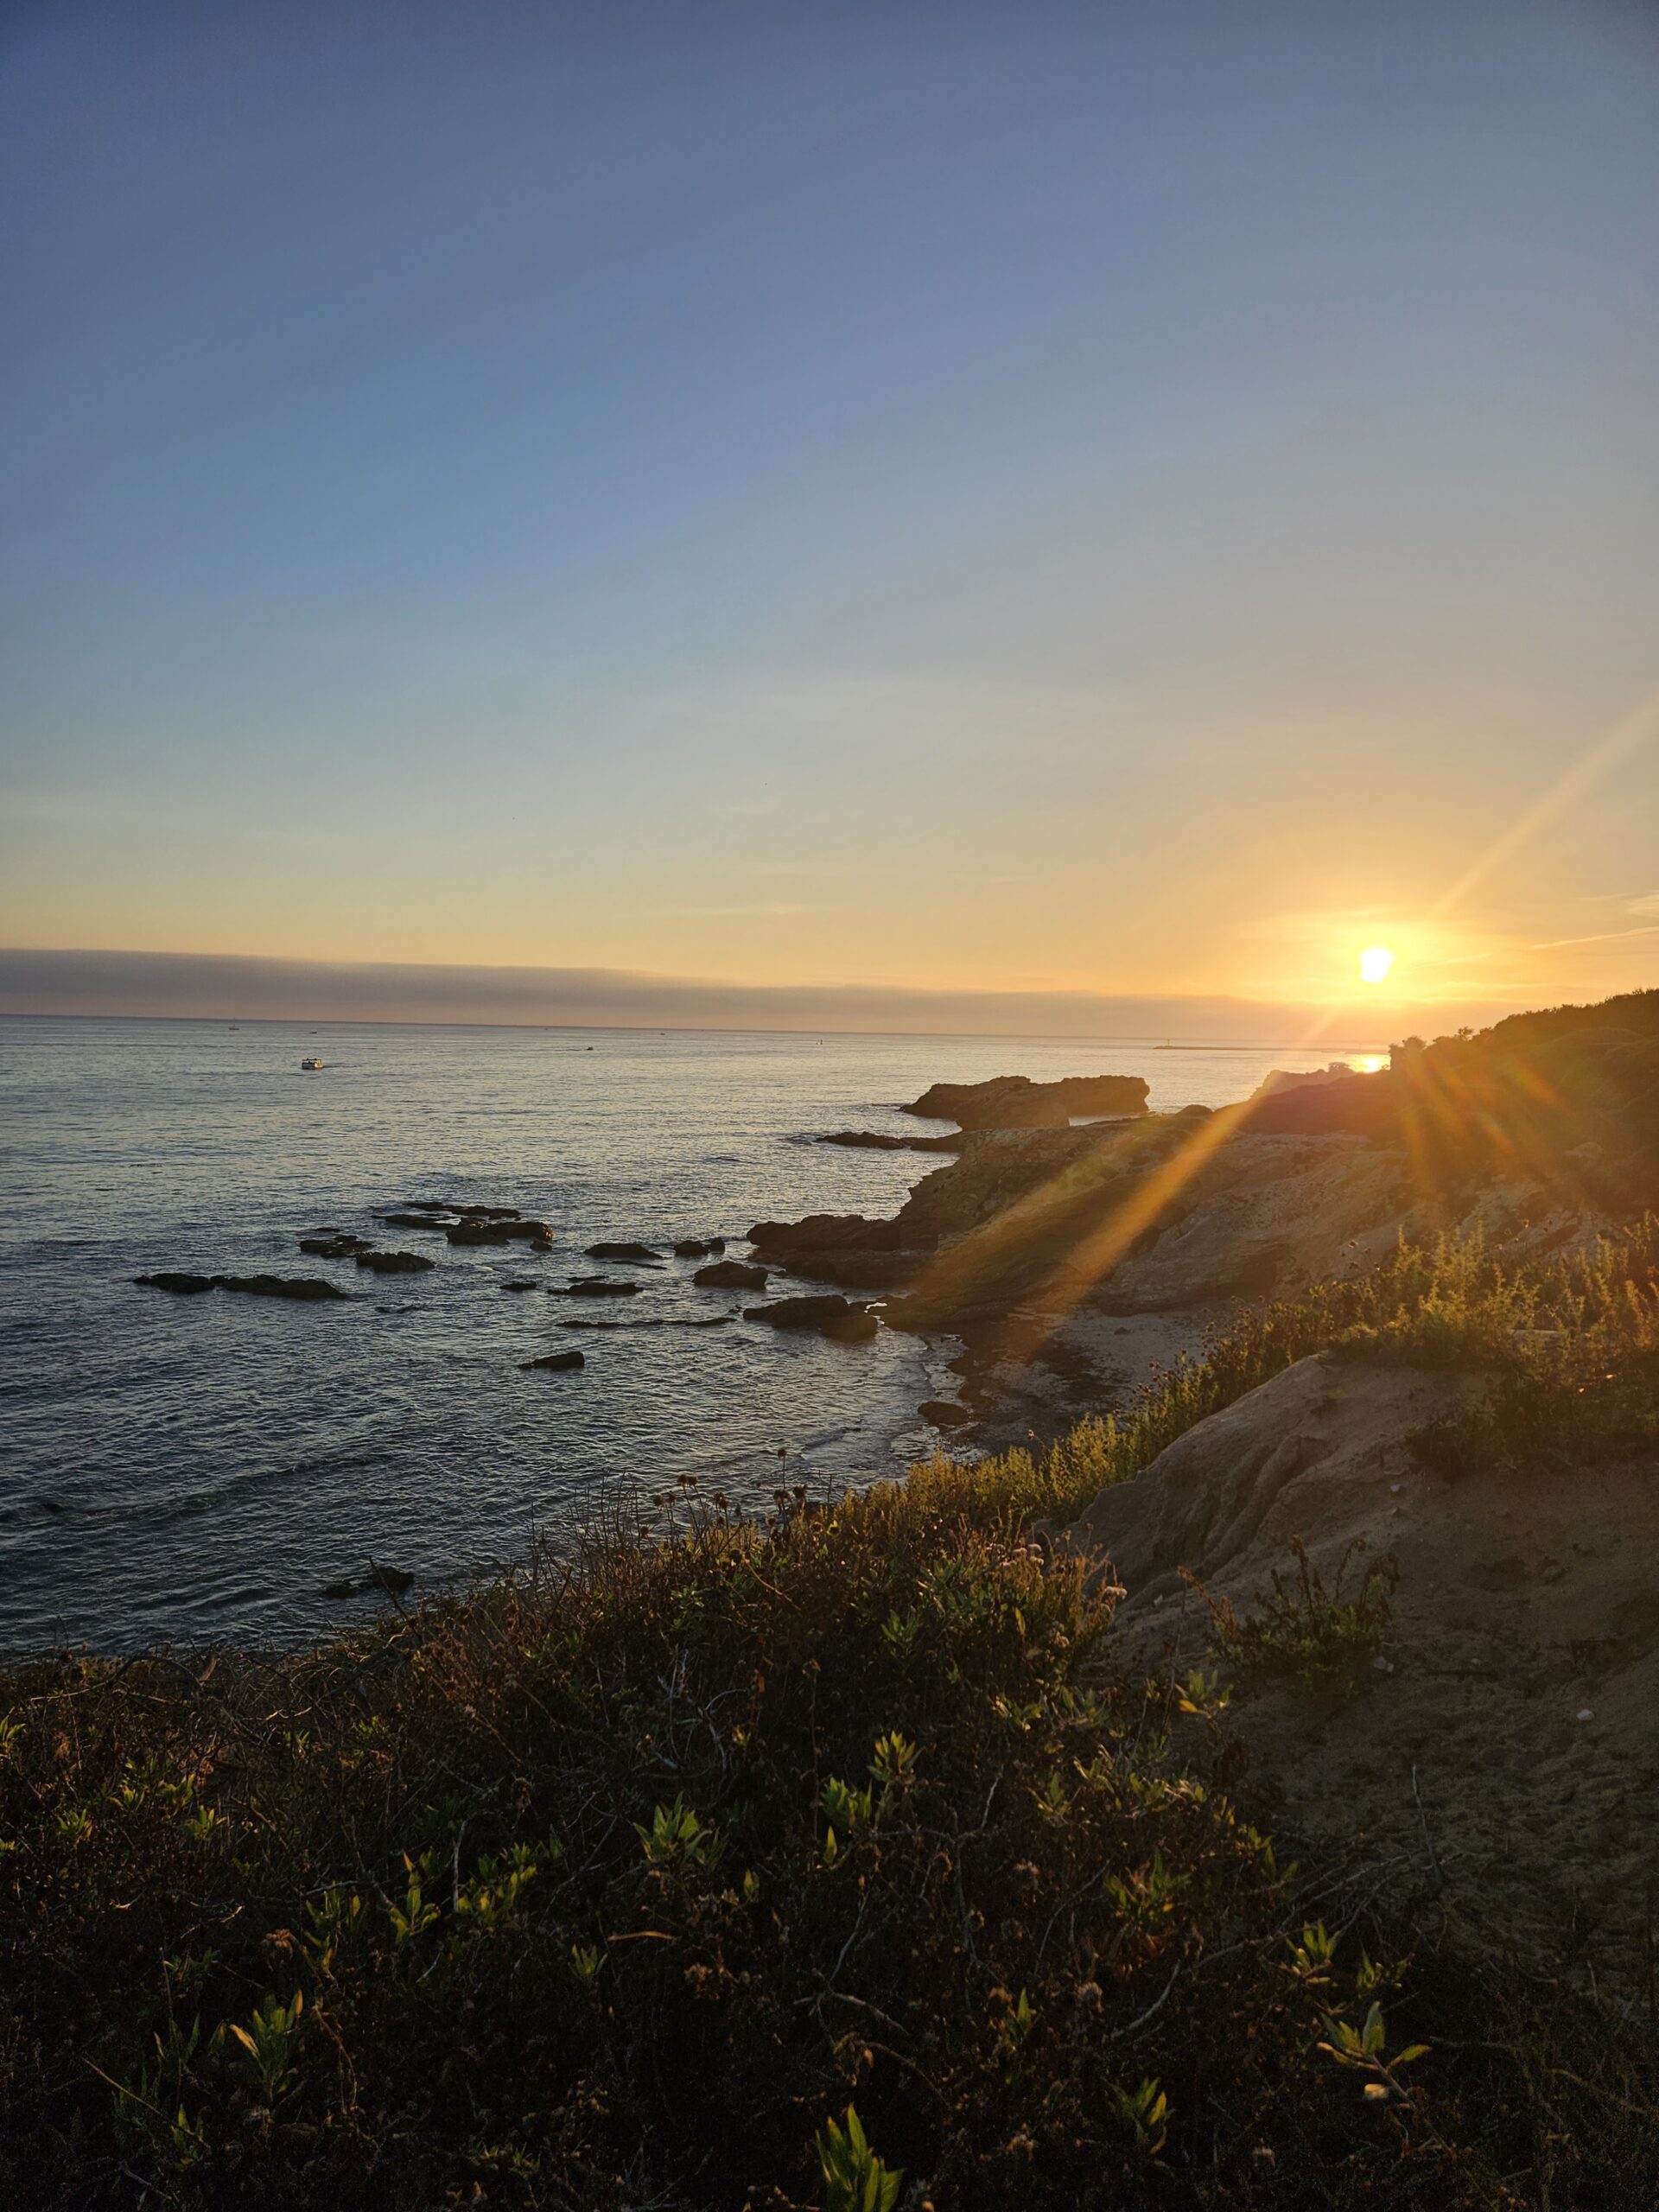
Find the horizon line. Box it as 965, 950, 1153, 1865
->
0, 1006, 1396, 1054
0, 944, 1519, 1050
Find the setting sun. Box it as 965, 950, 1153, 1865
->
1358, 945, 1396, 984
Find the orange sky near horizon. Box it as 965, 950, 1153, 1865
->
2, 5, 1655, 1027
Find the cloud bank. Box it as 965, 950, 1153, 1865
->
0, 948, 1510, 1045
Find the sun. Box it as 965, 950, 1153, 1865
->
1358, 944, 1395, 985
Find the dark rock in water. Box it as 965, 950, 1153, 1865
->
396, 1200, 461, 1214
382, 1211, 452, 1230
920, 1399, 972, 1427
563, 1278, 641, 1297
520, 1348, 585, 1370
827, 1308, 880, 1341
353, 1249, 435, 1274
820, 1129, 962, 1154
300, 1233, 374, 1257
743, 1294, 878, 1340
694, 1259, 769, 1289
746, 1211, 915, 1288
749, 1212, 904, 1255
446, 1218, 552, 1246
585, 1241, 661, 1261
458, 1205, 522, 1219
674, 1236, 726, 1256
321, 1564, 411, 1599
136, 1271, 347, 1301
504, 1278, 540, 1292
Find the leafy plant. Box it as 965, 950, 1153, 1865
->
1187, 1535, 1396, 1691
817, 2103, 903, 2212
219, 1990, 304, 2106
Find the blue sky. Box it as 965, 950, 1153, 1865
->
2, 0, 1656, 1026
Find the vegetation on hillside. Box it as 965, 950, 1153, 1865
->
1253, 988, 1659, 1205
3, 1226, 1658, 2207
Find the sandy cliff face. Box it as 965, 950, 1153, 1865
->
1048, 1351, 1659, 1993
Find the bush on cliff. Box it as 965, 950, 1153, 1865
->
3, 1229, 1658, 2208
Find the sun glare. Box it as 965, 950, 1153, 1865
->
1358, 944, 1395, 985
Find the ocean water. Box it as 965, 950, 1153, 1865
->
0, 1018, 1381, 1652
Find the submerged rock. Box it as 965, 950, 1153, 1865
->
299, 1233, 374, 1256
674, 1236, 726, 1256
563, 1278, 641, 1297
519, 1348, 585, 1370
446, 1219, 553, 1247
920, 1399, 972, 1427
382, 1211, 452, 1230
585, 1241, 661, 1261
693, 1259, 768, 1289
353, 1249, 435, 1274
504, 1279, 541, 1293
136, 1272, 348, 1301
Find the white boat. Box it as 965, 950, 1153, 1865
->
300, 1056, 325, 1071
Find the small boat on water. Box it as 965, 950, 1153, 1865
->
300, 1055, 325, 1071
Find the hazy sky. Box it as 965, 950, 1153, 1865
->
2, 0, 1656, 1027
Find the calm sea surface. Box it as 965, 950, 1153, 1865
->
0, 1018, 1381, 1652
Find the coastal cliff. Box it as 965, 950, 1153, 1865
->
3, 992, 1657, 2207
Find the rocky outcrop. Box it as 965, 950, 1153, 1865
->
747, 1211, 915, 1288
904, 1073, 1149, 1128
586, 1242, 661, 1262
693, 1259, 769, 1289
563, 1278, 640, 1297
520, 1348, 585, 1371
674, 1237, 726, 1256
300, 1233, 375, 1257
